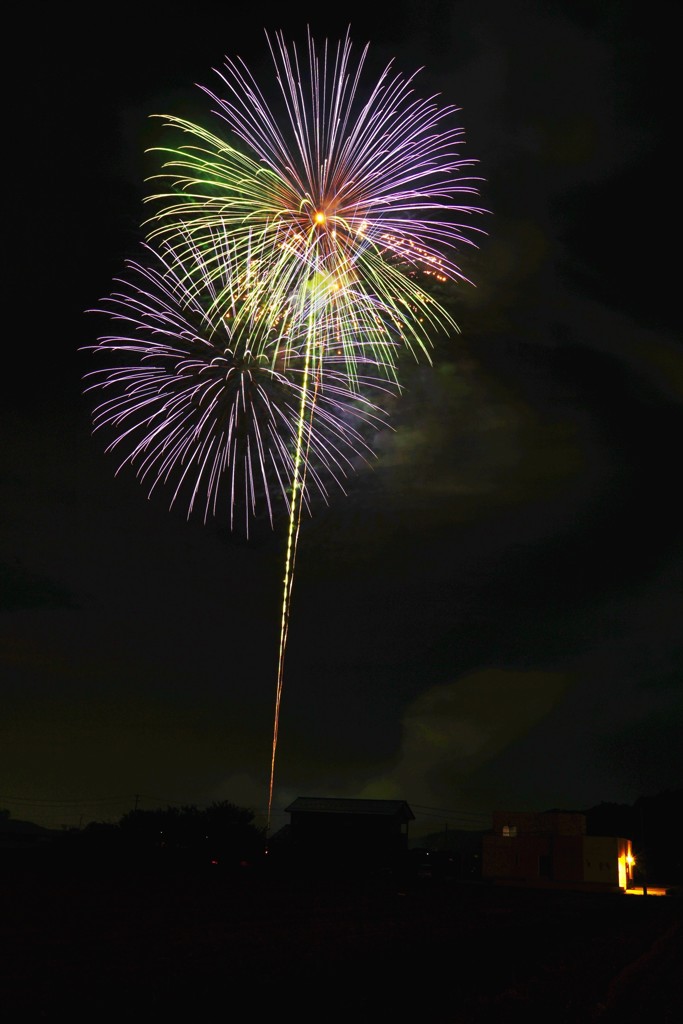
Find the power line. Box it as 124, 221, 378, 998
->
1, 794, 131, 806
411, 803, 491, 820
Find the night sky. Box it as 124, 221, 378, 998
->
3, 1, 680, 837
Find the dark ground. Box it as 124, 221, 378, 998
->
2, 856, 681, 1022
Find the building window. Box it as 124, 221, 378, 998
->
502, 824, 517, 837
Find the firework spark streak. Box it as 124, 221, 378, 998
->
84, 27, 485, 835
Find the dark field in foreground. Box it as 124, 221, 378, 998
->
2, 859, 681, 1022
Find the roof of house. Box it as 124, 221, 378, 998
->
284, 797, 415, 821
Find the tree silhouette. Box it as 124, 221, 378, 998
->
118, 801, 265, 868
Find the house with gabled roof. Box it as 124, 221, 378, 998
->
280, 796, 415, 874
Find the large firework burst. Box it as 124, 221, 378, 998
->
144, 27, 486, 384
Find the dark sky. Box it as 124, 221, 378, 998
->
3, 1, 680, 836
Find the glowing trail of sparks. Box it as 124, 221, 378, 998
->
268, 315, 320, 835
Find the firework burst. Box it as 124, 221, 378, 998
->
84, 238, 394, 535
144, 27, 486, 384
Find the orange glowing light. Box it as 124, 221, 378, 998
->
314, 211, 326, 225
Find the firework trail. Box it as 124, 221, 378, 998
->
85, 27, 485, 835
